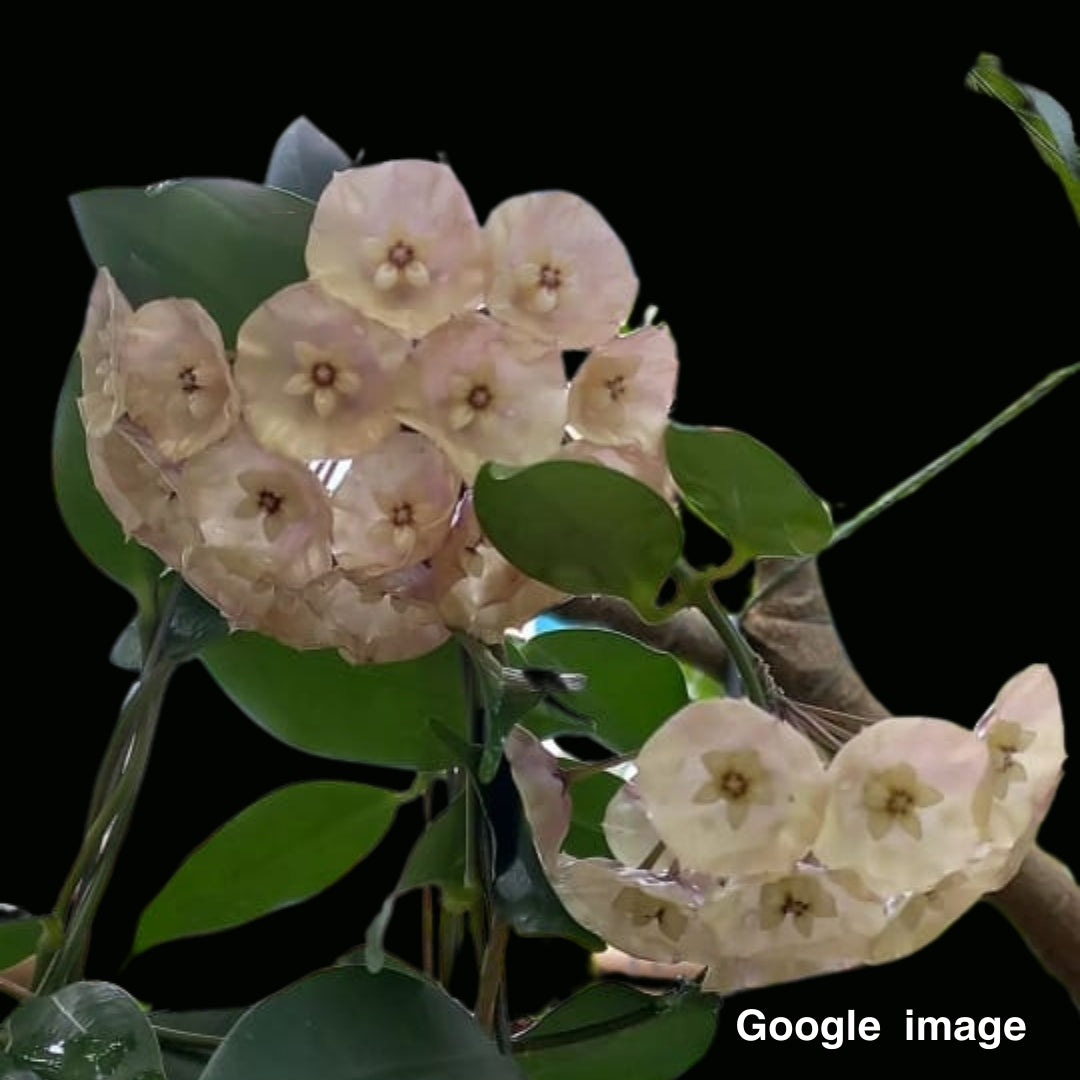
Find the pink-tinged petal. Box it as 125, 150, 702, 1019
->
556, 439, 676, 503
331, 432, 461, 577
306, 567, 450, 664
601, 782, 675, 872
552, 855, 715, 964
178, 429, 333, 589
974, 664, 1065, 856
86, 421, 198, 569
634, 699, 828, 878
78, 267, 133, 437
396, 312, 568, 482
568, 326, 678, 451
814, 716, 993, 894
235, 281, 409, 462
505, 726, 571, 871
485, 191, 638, 349
119, 299, 239, 461
306, 161, 489, 339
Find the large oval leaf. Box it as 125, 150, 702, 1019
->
0, 981, 166, 1079
665, 423, 833, 566
265, 117, 352, 200
134, 781, 398, 955
200, 633, 467, 770
200, 967, 522, 1080
474, 461, 682, 615
514, 983, 718, 1080
53, 355, 163, 601
519, 629, 688, 751
70, 178, 313, 346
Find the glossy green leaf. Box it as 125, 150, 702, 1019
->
0, 917, 43, 971
1, 981, 166, 1079
265, 117, 352, 200
200, 967, 523, 1080
134, 781, 398, 955
152, 1010, 244, 1080
474, 461, 682, 614
665, 423, 833, 566
71, 179, 313, 346
520, 629, 688, 752
563, 772, 620, 859
201, 633, 467, 769
966, 53, 1080, 223
53, 356, 162, 602
365, 793, 477, 973
514, 983, 719, 1080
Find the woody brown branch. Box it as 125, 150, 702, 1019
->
558, 557, 1080, 1007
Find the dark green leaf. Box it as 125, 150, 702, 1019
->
265, 117, 352, 200
1, 981, 166, 1080
520, 629, 688, 752
365, 794, 477, 973
966, 53, 1080, 223
199, 967, 523, 1080
71, 179, 313, 346
134, 781, 398, 955
0, 917, 44, 971
515, 983, 719, 1080
201, 633, 467, 769
665, 423, 833, 567
53, 355, 162, 603
474, 461, 682, 615
152, 1010, 244, 1080
563, 772, 620, 859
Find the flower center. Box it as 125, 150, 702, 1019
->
605, 374, 627, 401
468, 384, 493, 411
539, 264, 562, 290
391, 502, 415, 527
780, 894, 811, 918
885, 788, 915, 817
719, 770, 749, 799
311, 361, 337, 388
258, 489, 284, 515
178, 366, 200, 394
388, 240, 416, 268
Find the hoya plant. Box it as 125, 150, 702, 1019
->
2, 53, 1077, 1077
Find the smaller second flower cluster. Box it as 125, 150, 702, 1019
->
508, 665, 1065, 992
77, 159, 679, 662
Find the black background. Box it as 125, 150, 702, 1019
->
8, 22, 1078, 1071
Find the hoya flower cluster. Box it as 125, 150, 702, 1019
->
77, 160, 679, 661
507, 665, 1065, 992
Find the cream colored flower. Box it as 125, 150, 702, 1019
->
78, 267, 132, 437
234, 282, 409, 462
178, 430, 333, 589
634, 698, 828, 877
306, 160, 489, 339
813, 715, 992, 894
602, 782, 675, 873
119, 298, 239, 461
505, 726, 571, 871
567, 326, 678, 452
555, 439, 676, 503
331, 432, 461, 577
485, 191, 638, 348
396, 313, 568, 483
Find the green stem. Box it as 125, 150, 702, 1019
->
672, 559, 769, 708
743, 363, 1078, 613
151, 1025, 224, 1051
475, 919, 509, 1042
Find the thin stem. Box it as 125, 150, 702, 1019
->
0, 975, 32, 1002
421, 787, 435, 980
475, 919, 509, 1040
672, 559, 769, 708
151, 1025, 224, 1051
744, 363, 1078, 612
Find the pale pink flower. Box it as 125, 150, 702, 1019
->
234, 282, 409, 462
505, 726, 571, 871
813, 715, 992, 894
567, 326, 678, 452
485, 191, 638, 349
601, 782, 676, 873
178, 430, 333, 589
634, 698, 829, 877
396, 313, 568, 483
78, 267, 132, 437
85, 422, 197, 569
119, 299, 239, 462
305, 160, 489, 339
555, 439, 676, 503
331, 432, 461, 577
